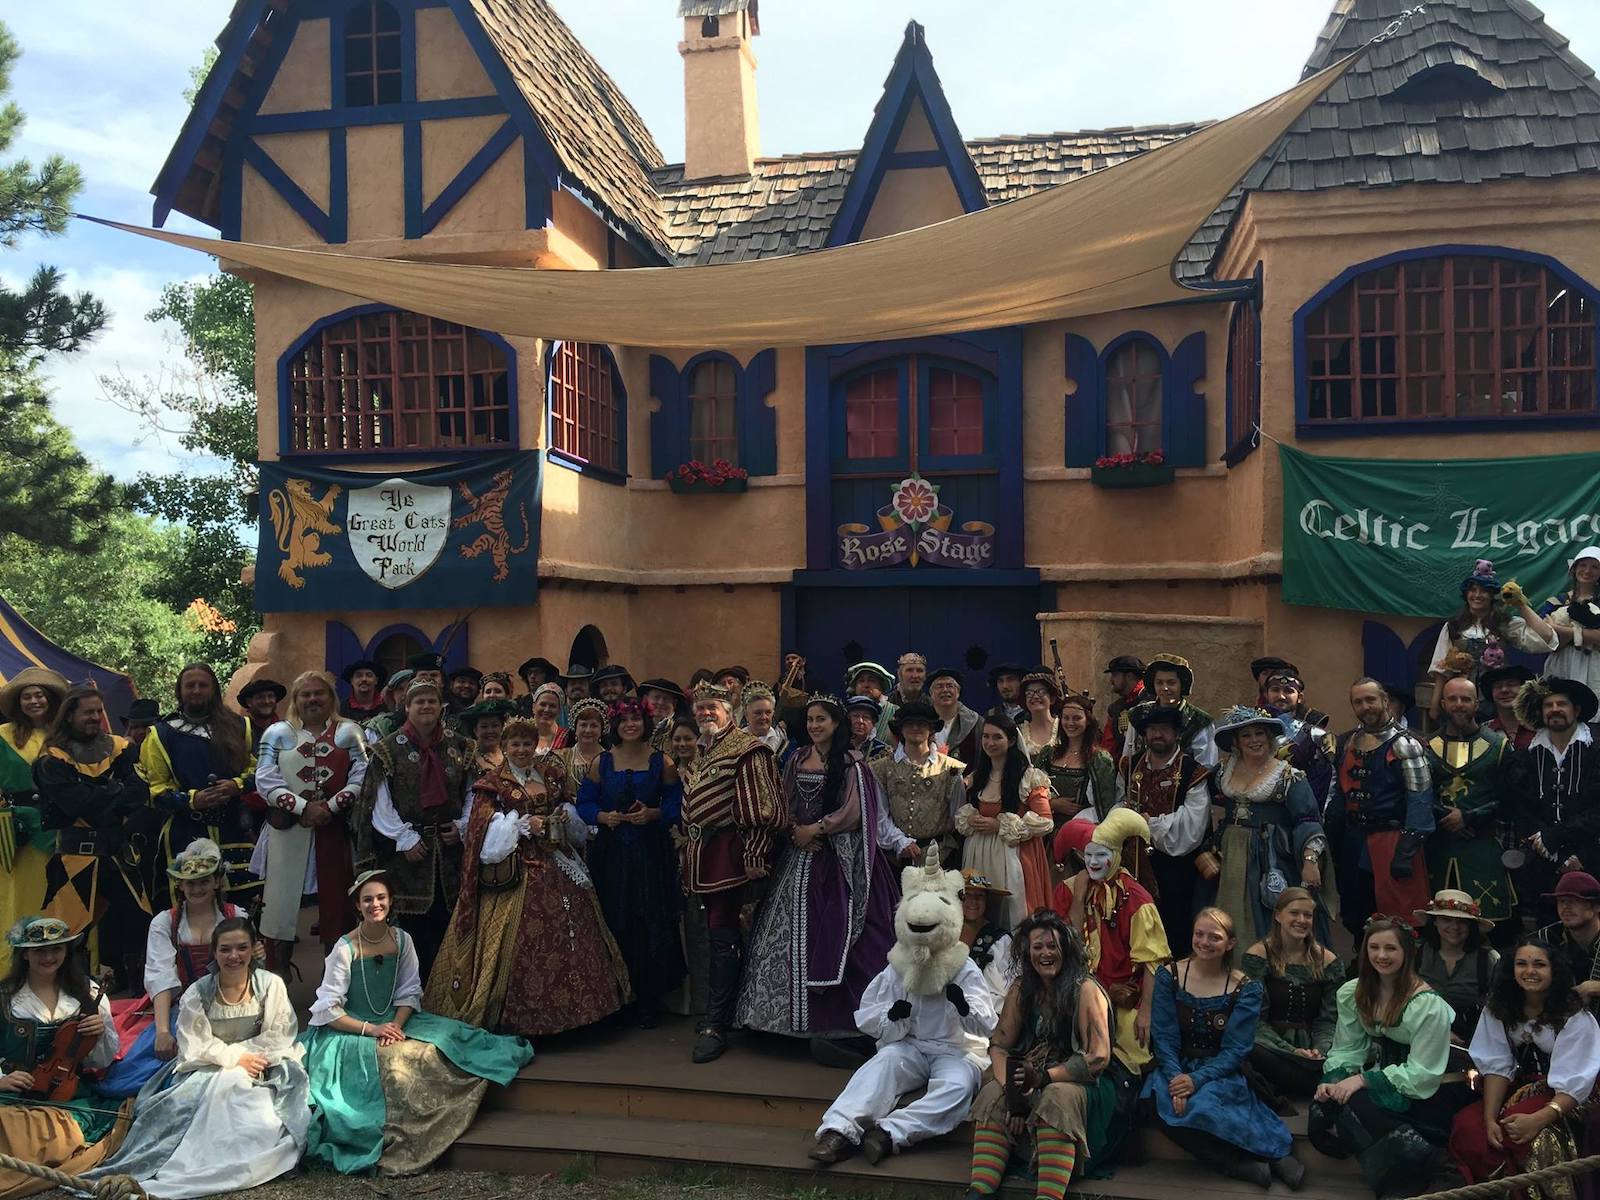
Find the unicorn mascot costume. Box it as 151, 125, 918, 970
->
809, 843, 999, 1166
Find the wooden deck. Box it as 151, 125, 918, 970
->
448, 1019, 1373, 1200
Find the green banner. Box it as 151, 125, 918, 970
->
1279, 444, 1600, 617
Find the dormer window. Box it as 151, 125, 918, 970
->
345, 1, 402, 108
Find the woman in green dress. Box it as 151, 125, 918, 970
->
1032, 690, 1116, 830
298, 871, 533, 1176
1242, 887, 1345, 1104
0, 915, 128, 1199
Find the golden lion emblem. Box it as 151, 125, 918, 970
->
266, 478, 342, 590
453, 469, 529, 583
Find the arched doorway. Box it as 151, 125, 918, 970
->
568, 625, 608, 673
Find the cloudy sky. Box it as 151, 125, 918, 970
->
7, 0, 1600, 481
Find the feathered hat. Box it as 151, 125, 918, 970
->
168, 837, 225, 882
1517, 675, 1600, 726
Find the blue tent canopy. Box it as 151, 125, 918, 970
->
0, 594, 137, 728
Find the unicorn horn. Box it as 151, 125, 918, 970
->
924, 841, 942, 874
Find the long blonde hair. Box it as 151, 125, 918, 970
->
1263, 887, 1327, 980
1355, 916, 1423, 1029
286, 670, 340, 728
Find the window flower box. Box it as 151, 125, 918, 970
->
1090, 452, 1173, 489
666, 460, 749, 494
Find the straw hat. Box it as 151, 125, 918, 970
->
0, 667, 69, 726
1413, 889, 1493, 932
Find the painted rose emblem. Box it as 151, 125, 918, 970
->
891, 476, 939, 526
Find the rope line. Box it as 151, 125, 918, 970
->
1411, 1152, 1600, 1200
0, 1149, 145, 1198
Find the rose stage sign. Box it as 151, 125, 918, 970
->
1279, 445, 1600, 618
257, 452, 539, 612
837, 475, 996, 570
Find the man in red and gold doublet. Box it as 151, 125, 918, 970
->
679, 681, 783, 1064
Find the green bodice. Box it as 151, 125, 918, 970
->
343, 936, 402, 1023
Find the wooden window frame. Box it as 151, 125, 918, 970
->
1224, 297, 1261, 465
283, 308, 513, 456
548, 341, 626, 479
1299, 250, 1598, 433
344, 0, 403, 108
687, 357, 740, 464
1103, 337, 1165, 456
925, 365, 985, 458
843, 367, 903, 462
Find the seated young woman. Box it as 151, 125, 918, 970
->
299, 870, 533, 1176
82, 916, 309, 1198
0, 916, 126, 1199
1449, 935, 1600, 1188
1242, 887, 1345, 1104
1143, 906, 1303, 1191
1309, 915, 1459, 1197
101, 837, 246, 1097
1413, 890, 1499, 1074
965, 910, 1114, 1200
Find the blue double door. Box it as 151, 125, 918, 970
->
790, 583, 1049, 711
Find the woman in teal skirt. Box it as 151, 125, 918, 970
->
298, 870, 533, 1175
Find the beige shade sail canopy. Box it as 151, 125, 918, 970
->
102, 50, 1369, 349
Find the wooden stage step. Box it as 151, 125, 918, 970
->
453, 1018, 1371, 1199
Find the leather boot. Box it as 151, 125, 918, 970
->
1357, 1127, 1438, 1197
693, 928, 740, 1063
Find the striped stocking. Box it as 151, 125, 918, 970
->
969, 1120, 1011, 1195
1035, 1126, 1078, 1200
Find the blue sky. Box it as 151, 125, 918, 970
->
7, 0, 1600, 481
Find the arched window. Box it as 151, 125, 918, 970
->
549, 342, 625, 475
284, 309, 512, 453
372, 630, 425, 681
1302, 252, 1597, 424
344, 1, 402, 107
1225, 298, 1260, 464
688, 357, 738, 463
1104, 338, 1164, 455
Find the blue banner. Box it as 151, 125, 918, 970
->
255, 452, 540, 613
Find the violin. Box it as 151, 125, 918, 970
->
25, 988, 101, 1102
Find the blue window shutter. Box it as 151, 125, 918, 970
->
1166, 331, 1206, 468
1063, 333, 1099, 467
740, 348, 778, 476
649, 354, 684, 480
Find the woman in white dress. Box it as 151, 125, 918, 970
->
84, 916, 309, 1199
1536, 545, 1600, 696
955, 713, 1053, 928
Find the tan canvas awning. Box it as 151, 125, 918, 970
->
103, 51, 1365, 349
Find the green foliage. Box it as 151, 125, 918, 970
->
0, 18, 125, 551
0, 515, 206, 697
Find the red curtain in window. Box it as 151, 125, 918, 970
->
844, 369, 899, 459
926, 367, 984, 456
550, 342, 623, 473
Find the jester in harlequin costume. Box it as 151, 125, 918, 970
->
1052, 809, 1170, 1170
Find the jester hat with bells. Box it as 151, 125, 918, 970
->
886, 842, 969, 995
1054, 807, 1151, 880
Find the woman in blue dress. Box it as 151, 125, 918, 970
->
298, 870, 532, 1176
1143, 905, 1303, 1190
577, 698, 685, 1027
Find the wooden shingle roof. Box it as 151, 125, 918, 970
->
654, 124, 1206, 265
1177, 0, 1600, 280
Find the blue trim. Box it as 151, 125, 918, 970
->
824, 21, 987, 248
152, 0, 271, 226
790, 568, 1042, 590
1167, 331, 1207, 469
915, 355, 999, 473
240, 139, 331, 240
421, 118, 519, 235
399, 1, 418, 104
545, 341, 628, 485
1222, 264, 1263, 466
250, 95, 503, 132
649, 349, 779, 480
327, 127, 348, 243
402, 120, 424, 238
220, 141, 243, 242
1293, 244, 1600, 438
446, 0, 661, 263
276, 302, 519, 458
806, 330, 1024, 571
1063, 333, 1099, 468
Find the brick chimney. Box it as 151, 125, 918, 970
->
679, 0, 760, 180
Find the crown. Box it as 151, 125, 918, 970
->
807, 691, 845, 709
741, 681, 775, 705
692, 681, 734, 704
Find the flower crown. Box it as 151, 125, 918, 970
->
1362, 914, 1421, 948
606, 696, 647, 723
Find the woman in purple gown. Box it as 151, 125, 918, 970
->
735, 694, 900, 1061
